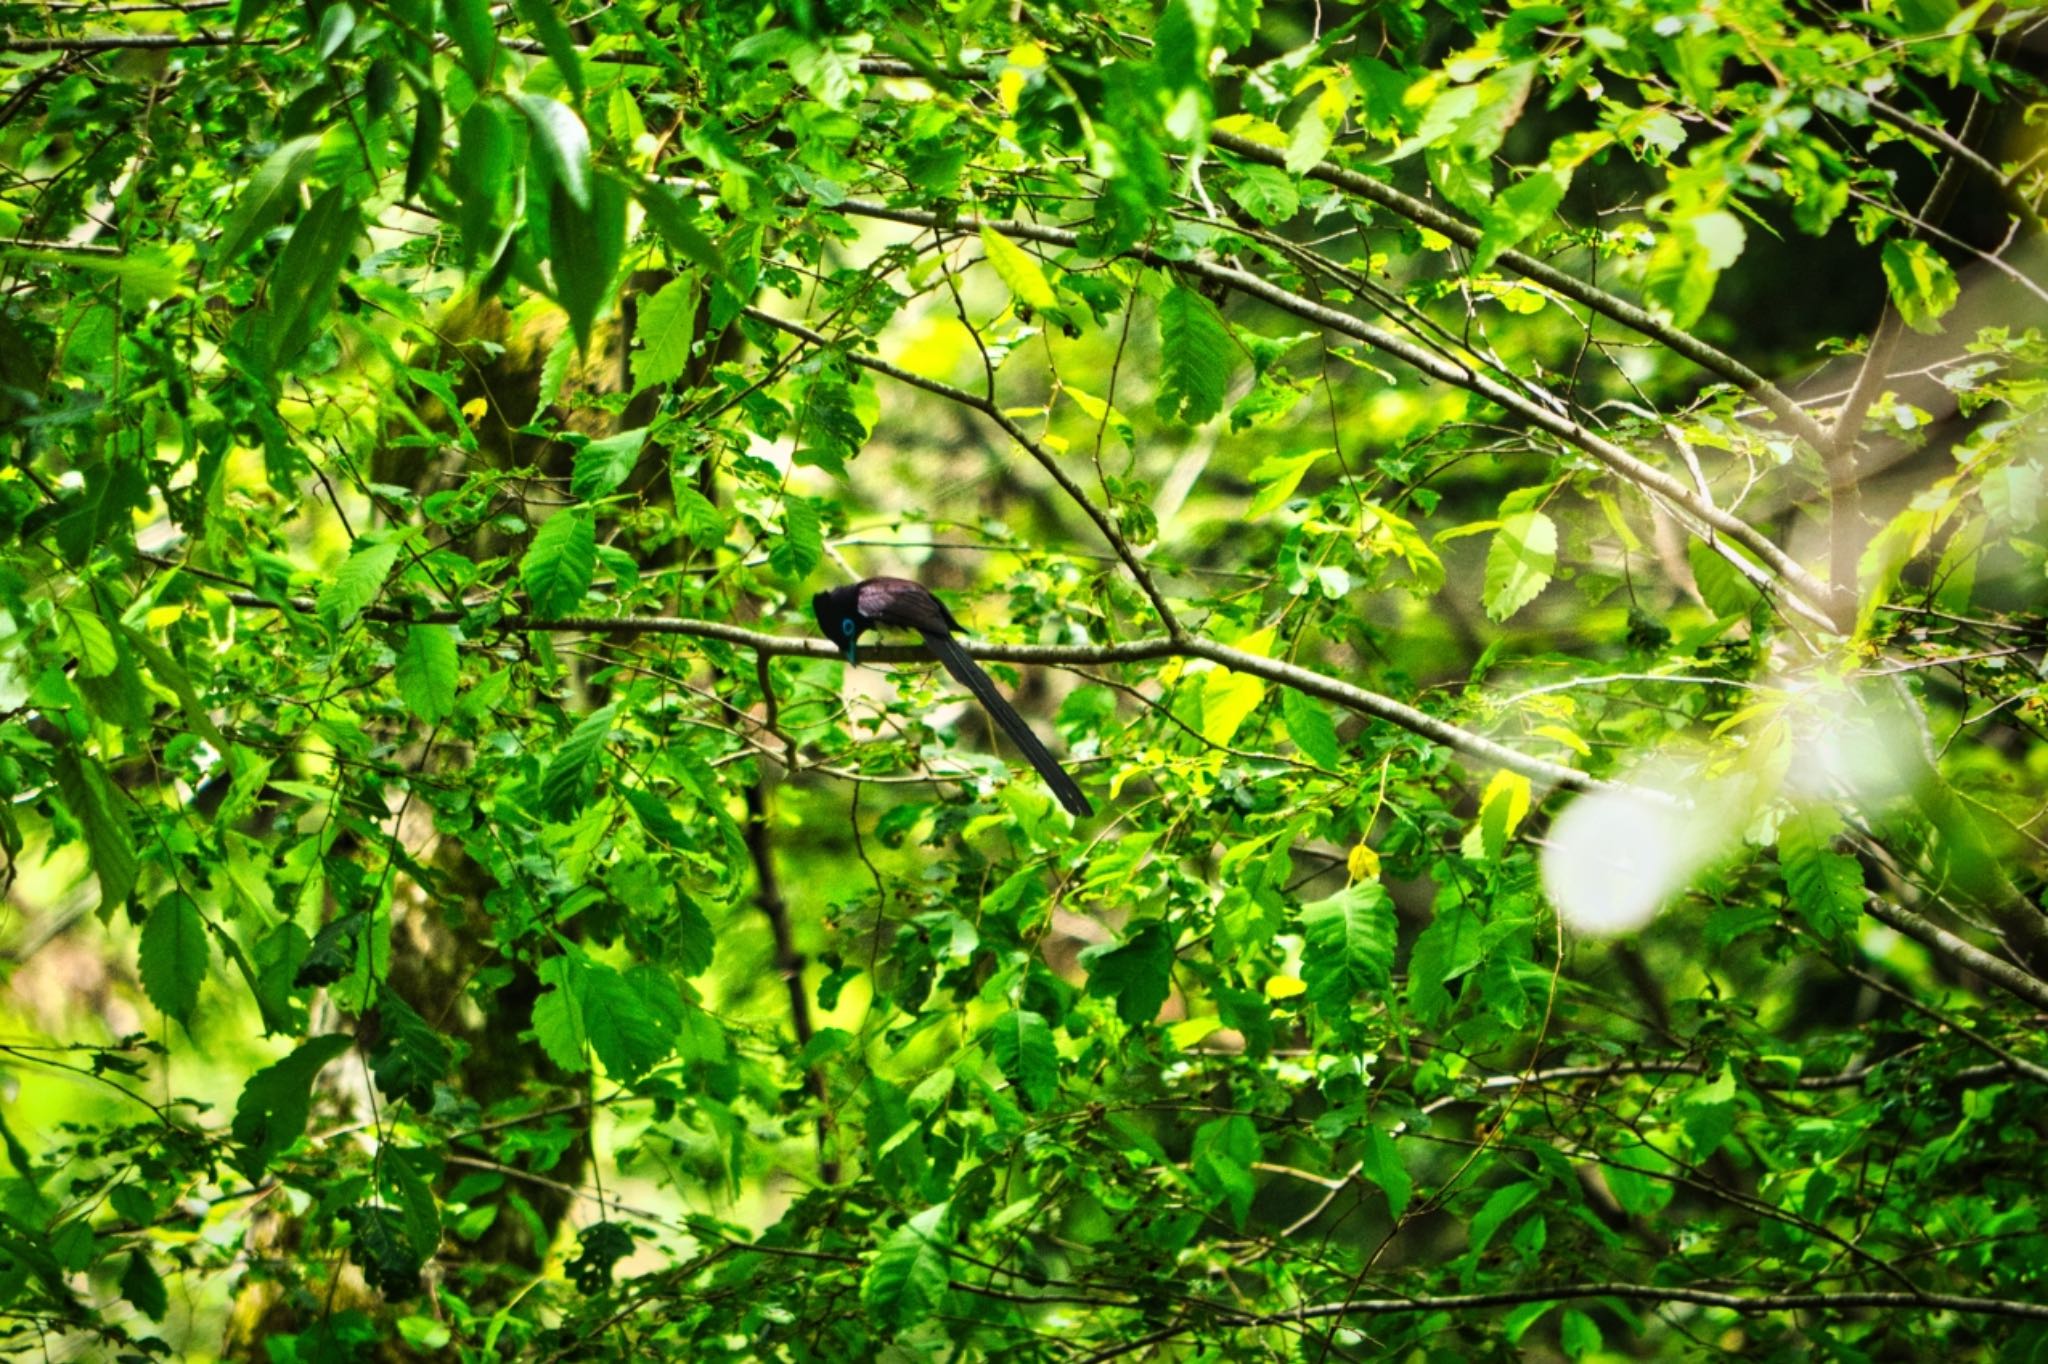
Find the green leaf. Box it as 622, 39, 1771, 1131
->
1406, 899, 1482, 1022
581, 960, 678, 1079
1190, 1114, 1260, 1229
1474, 166, 1571, 271
442, 0, 497, 87
1483, 509, 1557, 621
139, 892, 208, 1025
992, 1009, 1057, 1110
58, 604, 118, 677
393, 625, 458, 725
1281, 688, 1340, 768
261, 184, 358, 370
1081, 920, 1175, 1026
51, 747, 138, 912
369, 989, 454, 1108
631, 276, 698, 394
514, 0, 583, 101
979, 226, 1057, 310
1778, 808, 1865, 937
532, 957, 590, 1073
861, 1203, 952, 1331
1680, 1063, 1739, 1159
518, 93, 592, 210
1881, 238, 1959, 334
319, 538, 402, 631
1359, 1125, 1411, 1219
1687, 538, 1764, 619
214, 135, 323, 264
520, 511, 597, 618
1467, 1179, 1541, 1259
571, 427, 649, 500
635, 181, 725, 272
769, 496, 823, 581
231, 1034, 353, 1179
119, 1252, 167, 1321
1156, 286, 1233, 425
1299, 882, 1396, 1008
1226, 163, 1299, 225
550, 171, 627, 351
122, 626, 228, 751
537, 704, 617, 819
1246, 447, 1327, 519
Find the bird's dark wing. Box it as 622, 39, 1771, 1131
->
919, 628, 1093, 818
858, 578, 961, 635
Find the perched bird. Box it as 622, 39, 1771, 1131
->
812, 577, 1093, 818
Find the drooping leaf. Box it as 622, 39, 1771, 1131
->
213, 135, 323, 264
631, 275, 699, 393
861, 1202, 952, 1331
231, 1034, 353, 1179
992, 1009, 1057, 1110
1156, 286, 1233, 425
319, 538, 402, 631
138, 892, 208, 1025
537, 704, 618, 820
1483, 509, 1557, 621
50, 747, 138, 912
1281, 688, 1340, 768
571, 427, 650, 500
369, 989, 455, 1108
1881, 238, 1960, 334
394, 625, 459, 724
1081, 920, 1175, 1026
520, 511, 597, 618
1299, 882, 1396, 1008
260, 184, 359, 370
979, 226, 1057, 311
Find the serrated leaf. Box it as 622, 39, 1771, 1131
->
1081, 920, 1175, 1026
1156, 286, 1233, 425
230, 1034, 353, 1179
1359, 1124, 1411, 1219
635, 181, 724, 272
1483, 509, 1556, 621
517, 93, 591, 209
1881, 238, 1959, 334
631, 276, 698, 393
1687, 538, 1764, 619
769, 496, 823, 580
59, 604, 118, 677
571, 427, 649, 500
1299, 881, 1395, 1008
514, 0, 583, 101
51, 747, 138, 911
581, 960, 677, 1079
122, 626, 228, 751
215, 135, 323, 264
1474, 166, 1571, 271
370, 989, 454, 1108
992, 1009, 1057, 1110
532, 957, 590, 1073
394, 625, 458, 724
537, 703, 617, 819
861, 1203, 952, 1330
261, 184, 358, 370
442, 0, 497, 87
139, 893, 208, 1025
520, 511, 596, 617
979, 225, 1057, 310
1227, 163, 1299, 225
1281, 688, 1340, 768
1779, 808, 1865, 937
119, 1252, 167, 1320
319, 538, 401, 630
550, 171, 627, 351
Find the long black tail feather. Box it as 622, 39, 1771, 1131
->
921, 629, 1093, 818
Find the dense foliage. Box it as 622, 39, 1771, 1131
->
2, 0, 2046, 1357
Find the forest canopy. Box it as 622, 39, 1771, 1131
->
2, 0, 2047, 1358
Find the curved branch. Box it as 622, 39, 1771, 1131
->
825, 196, 1839, 620
1209, 130, 1835, 454
739, 305, 1185, 638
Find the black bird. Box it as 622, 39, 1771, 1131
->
813, 578, 1093, 818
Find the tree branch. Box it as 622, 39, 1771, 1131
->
1209, 130, 1835, 454
1075, 1280, 2048, 1361
739, 305, 1185, 638
823, 196, 1839, 621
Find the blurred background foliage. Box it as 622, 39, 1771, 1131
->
1, 0, 2047, 1357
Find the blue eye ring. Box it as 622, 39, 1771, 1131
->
841, 618, 856, 637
